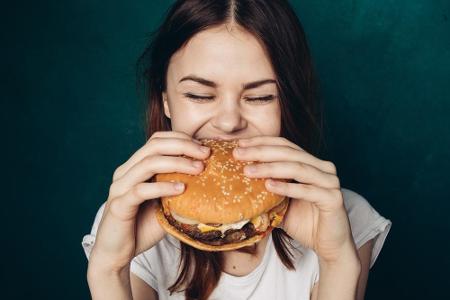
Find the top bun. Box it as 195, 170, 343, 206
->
155, 139, 286, 224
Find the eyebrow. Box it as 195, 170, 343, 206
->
178, 75, 277, 90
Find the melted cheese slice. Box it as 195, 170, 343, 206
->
171, 211, 250, 233
171, 210, 281, 234
198, 219, 249, 234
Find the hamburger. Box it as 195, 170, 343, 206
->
155, 138, 289, 251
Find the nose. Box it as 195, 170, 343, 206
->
211, 97, 247, 133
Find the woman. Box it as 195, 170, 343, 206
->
82, 0, 392, 299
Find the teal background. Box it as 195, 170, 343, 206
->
3, 0, 449, 298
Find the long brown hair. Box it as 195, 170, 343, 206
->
136, 1, 325, 299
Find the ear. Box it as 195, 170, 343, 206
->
162, 92, 171, 119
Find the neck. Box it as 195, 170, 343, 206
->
220, 235, 270, 276
223, 234, 270, 259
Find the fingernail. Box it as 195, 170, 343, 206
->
174, 182, 185, 191
267, 179, 278, 187
200, 146, 209, 153
245, 165, 256, 174
192, 161, 203, 168
235, 147, 245, 155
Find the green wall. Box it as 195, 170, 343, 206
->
3, 0, 449, 298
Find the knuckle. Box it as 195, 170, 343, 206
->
109, 183, 118, 196
330, 189, 344, 205
296, 161, 306, 171
178, 131, 190, 138
147, 137, 160, 147
182, 139, 195, 148
143, 155, 157, 167
108, 182, 126, 198
108, 198, 122, 215
112, 170, 119, 182
296, 163, 311, 178
263, 162, 273, 171
150, 131, 163, 139
185, 158, 201, 170
323, 160, 337, 174
282, 182, 291, 193
112, 166, 123, 181
253, 145, 263, 155
282, 137, 297, 149
300, 183, 312, 192
332, 176, 341, 188
131, 184, 145, 199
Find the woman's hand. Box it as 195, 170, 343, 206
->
88, 131, 211, 273
233, 136, 357, 264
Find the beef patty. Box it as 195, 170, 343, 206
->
165, 213, 258, 245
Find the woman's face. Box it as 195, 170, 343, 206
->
163, 24, 281, 140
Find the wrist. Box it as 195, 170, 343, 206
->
318, 240, 361, 271
88, 245, 133, 275
87, 260, 131, 280
319, 256, 361, 278
87, 263, 132, 300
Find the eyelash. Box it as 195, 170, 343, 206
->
183, 93, 276, 103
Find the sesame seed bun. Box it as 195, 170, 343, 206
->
155, 138, 288, 251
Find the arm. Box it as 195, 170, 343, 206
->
87, 264, 159, 300
356, 239, 374, 300
311, 239, 374, 300
131, 273, 159, 300
87, 263, 133, 300
85, 132, 208, 300
316, 245, 361, 300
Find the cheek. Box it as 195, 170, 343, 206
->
169, 103, 210, 132
248, 105, 281, 135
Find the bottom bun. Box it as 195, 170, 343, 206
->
156, 207, 273, 252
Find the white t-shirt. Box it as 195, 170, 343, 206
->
81, 188, 392, 300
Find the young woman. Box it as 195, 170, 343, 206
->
81, 1, 392, 299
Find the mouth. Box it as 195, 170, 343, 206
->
196, 135, 243, 141
212, 136, 240, 141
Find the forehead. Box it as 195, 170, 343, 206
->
168, 25, 276, 86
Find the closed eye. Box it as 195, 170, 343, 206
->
183, 93, 214, 101
183, 93, 276, 103
246, 95, 276, 102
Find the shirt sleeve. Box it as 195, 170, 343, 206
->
81, 201, 106, 259
80, 202, 159, 291
130, 252, 159, 292
310, 250, 320, 289
342, 188, 393, 269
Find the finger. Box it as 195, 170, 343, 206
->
113, 135, 209, 182
110, 155, 204, 198
238, 135, 303, 151
234, 144, 336, 175
108, 181, 185, 221
115, 131, 205, 179
149, 130, 201, 143
243, 161, 340, 189
265, 180, 344, 212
